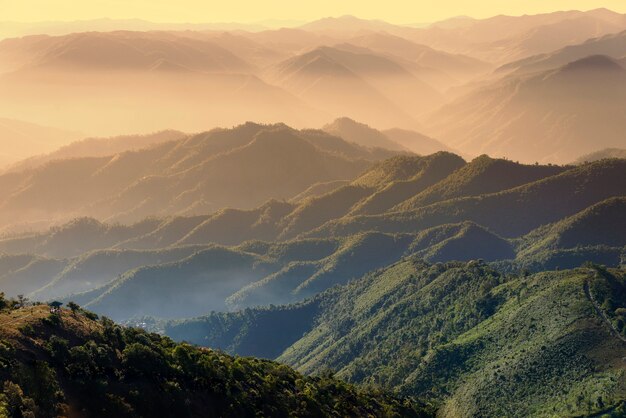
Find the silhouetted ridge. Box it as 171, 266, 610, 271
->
559, 54, 625, 73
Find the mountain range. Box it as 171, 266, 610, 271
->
0, 149, 621, 322
0, 123, 398, 233
0, 8, 625, 417
1, 10, 626, 163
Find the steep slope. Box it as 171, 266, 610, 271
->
166, 261, 626, 417
426, 55, 626, 163
0, 302, 426, 417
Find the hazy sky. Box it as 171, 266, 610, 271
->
2, 0, 626, 24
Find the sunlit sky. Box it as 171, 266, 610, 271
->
1, 0, 626, 24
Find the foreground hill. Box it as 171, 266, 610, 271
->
0, 123, 395, 232
0, 301, 427, 417
426, 55, 626, 163
166, 261, 626, 417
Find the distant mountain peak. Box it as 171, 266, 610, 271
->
560, 54, 625, 73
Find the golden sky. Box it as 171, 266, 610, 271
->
1, 0, 626, 24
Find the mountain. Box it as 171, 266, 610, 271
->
0, 154, 621, 321
307, 159, 626, 239
5, 130, 186, 173
573, 148, 626, 164
392, 155, 565, 211
382, 128, 452, 155
322, 117, 408, 150
426, 55, 626, 163
516, 197, 626, 264
498, 30, 626, 75
0, 300, 427, 417
345, 32, 491, 83
166, 261, 626, 417
0, 31, 252, 74
0, 118, 83, 167
408, 9, 626, 63
0, 123, 393, 233
0, 32, 325, 135
299, 15, 403, 34
267, 45, 442, 128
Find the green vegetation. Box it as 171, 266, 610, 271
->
0, 298, 429, 417
167, 260, 626, 417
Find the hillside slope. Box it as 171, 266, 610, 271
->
0, 300, 427, 417
167, 261, 626, 417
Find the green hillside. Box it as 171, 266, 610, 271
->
0, 301, 428, 417
392, 155, 565, 211
167, 260, 626, 417
308, 159, 626, 239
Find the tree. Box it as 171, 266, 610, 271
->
67, 302, 80, 316
16, 295, 29, 308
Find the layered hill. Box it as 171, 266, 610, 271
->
408, 9, 626, 63
0, 32, 324, 134
266, 45, 441, 128
5, 130, 187, 173
0, 301, 426, 417
0, 154, 622, 321
426, 55, 626, 163
166, 261, 626, 417
0, 123, 395, 232
498, 30, 626, 75
322, 117, 453, 156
